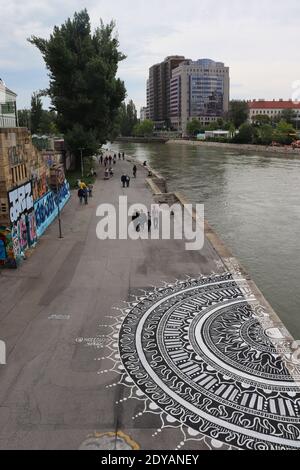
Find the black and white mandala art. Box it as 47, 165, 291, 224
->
98, 273, 300, 450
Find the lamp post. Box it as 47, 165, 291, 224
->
79, 148, 85, 179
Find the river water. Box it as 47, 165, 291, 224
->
110, 142, 300, 339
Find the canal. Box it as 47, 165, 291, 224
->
110, 142, 300, 340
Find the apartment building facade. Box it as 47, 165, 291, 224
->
147, 56, 186, 128
170, 59, 230, 134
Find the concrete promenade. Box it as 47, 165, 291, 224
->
0, 156, 299, 450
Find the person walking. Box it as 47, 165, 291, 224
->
78, 187, 84, 204
83, 188, 88, 205
104, 157, 108, 167
118, 152, 121, 160
113, 156, 117, 165
126, 175, 131, 188
121, 174, 127, 188
133, 165, 137, 178
122, 152, 125, 160
109, 155, 112, 166
100, 155, 103, 165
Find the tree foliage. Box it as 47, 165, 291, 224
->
186, 118, 203, 136
228, 100, 249, 128
28, 9, 126, 164
118, 100, 138, 136
30, 92, 43, 134
133, 119, 154, 136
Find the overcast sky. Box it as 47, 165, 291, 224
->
0, 0, 299, 112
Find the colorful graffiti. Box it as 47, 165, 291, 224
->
34, 180, 70, 238
32, 173, 48, 201
7, 182, 37, 264
0, 226, 17, 268
1, 180, 70, 268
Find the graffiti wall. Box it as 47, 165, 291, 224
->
8, 181, 37, 264
1, 180, 70, 268
34, 180, 70, 238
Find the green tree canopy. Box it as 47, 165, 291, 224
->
30, 92, 43, 134
133, 119, 154, 137
228, 100, 249, 128
273, 120, 295, 145
233, 122, 256, 144
186, 118, 203, 136
28, 9, 126, 165
118, 100, 138, 136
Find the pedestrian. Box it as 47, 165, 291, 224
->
78, 188, 84, 204
118, 152, 121, 160
100, 155, 103, 165
104, 157, 108, 167
121, 174, 127, 188
88, 184, 93, 197
122, 152, 125, 160
83, 188, 88, 205
109, 167, 114, 176
109, 155, 112, 165
148, 212, 152, 233
126, 175, 131, 188
104, 168, 110, 180
113, 156, 117, 165
133, 165, 137, 178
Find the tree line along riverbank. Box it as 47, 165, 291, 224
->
166, 139, 300, 156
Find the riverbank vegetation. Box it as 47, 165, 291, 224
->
187, 101, 298, 146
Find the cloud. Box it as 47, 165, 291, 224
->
0, 0, 299, 110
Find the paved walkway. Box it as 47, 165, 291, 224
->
0, 157, 300, 450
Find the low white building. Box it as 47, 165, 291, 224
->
0, 79, 17, 128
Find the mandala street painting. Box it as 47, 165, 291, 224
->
100, 273, 300, 450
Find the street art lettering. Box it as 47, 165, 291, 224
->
6, 182, 37, 264
100, 274, 300, 451
8, 182, 33, 224
34, 180, 70, 237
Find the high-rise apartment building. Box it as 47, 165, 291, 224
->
147, 56, 186, 128
170, 59, 230, 134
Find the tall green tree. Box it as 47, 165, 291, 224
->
228, 100, 249, 128
28, 9, 126, 166
18, 109, 31, 129
30, 92, 43, 134
118, 99, 138, 136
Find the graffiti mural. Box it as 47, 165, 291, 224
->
0, 226, 17, 268
100, 274, 300, 451
7, 182, 37, 263
34, 180, 70, 237
32, 173, 48, 201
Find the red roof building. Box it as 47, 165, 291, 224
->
248, 99, 300, 122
